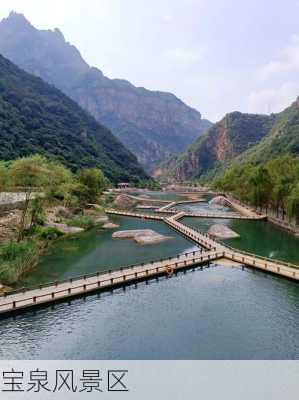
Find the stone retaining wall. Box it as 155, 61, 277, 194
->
0, 192, 33, 213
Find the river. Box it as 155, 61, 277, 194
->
0, 193, 298, 359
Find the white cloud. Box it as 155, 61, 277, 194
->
165, 47, 204, 67
162, 15, 174, 22
259, 34, 299, 79
248, 82, 299, 114
0, 0, 114, 30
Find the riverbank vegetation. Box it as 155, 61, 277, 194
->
0, 240, 39, 285
213, 155, 299, 224
0, 154, 112, 285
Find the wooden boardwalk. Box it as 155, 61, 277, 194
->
106, 209, 164, 220
0, 249, 222, 316
182, 212, 265, 220
107, 207, 265, 221
107, 209, 299, 281
0, 196, 297, 317
153, 196, 266, 220
165, 213, 299, 280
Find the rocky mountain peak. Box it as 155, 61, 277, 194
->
0, 14, 212, 172
3, 11, 34, 31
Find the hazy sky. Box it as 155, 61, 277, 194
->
1, 0, 299, 121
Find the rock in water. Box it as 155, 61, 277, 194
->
113, 229, 149, 239
208, 224, 240, 239
114, 194, 136, 209
134, 234, 171, 245
45, 222, 84, 234
95, 216, 109, 223
209, 196, 228, 207
112, 229, 172, 245
103, 222, 119, 229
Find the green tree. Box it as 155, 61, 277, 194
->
10, 155, 72, 240
287, 183, 299, 224
75, 168, 108, 205
249, 166, 272, 210
0, 162, 9, 191
45, 162, 73, 202
267, 155, 299, 219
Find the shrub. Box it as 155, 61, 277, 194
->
35, 226, 64, 240
0, 240, 39, 284
0, 240, 33, 262
66, 216, 95, 230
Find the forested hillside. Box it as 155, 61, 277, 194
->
236, 98, 299, 164
0, 54, 149, 183
155, 112, 276, 181
0, 12, 211, 172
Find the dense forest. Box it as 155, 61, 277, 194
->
156, 112, 276, 181
213, 155, 299, 224
157, 97, 299, 184
237, 98, 299, 164
0, 12, 212, 172
0, 54, 149, 183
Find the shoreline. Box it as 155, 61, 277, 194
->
1, 190, 298, 293
225, 194, 299, 238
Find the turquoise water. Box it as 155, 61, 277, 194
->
132, 191, 188, 201
0, 193, 298, 360
175, 201, 236, 215
1, 266, 298, 359
182, 217, 299, 264
18, 216, 197, 288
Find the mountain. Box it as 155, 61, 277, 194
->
0, 53, 149, 183
155, 112, 276, 181
0, 12, 212, 172
237, 98, 299, 164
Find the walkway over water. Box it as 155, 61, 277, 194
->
0, 248, 222, 316
0, 196, 297, 317
158, 196, 267, 220
164, 212, 298, 281
105, 209, 298, 280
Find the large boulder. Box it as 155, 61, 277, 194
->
55, 206, 73, 219
95, 215, 109, 223
45, 222, 84, 234
208, 224, 240, 239
113, 229, 153, 239
209, 196, 228, 207
103, 222, 119, 229
112, 229, 172, 245
114, 194, 136, 209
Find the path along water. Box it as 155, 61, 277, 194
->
0, 192, 298, 359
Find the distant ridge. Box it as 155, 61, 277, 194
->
156, 98, 299, 182
0, 53, 149, 183
155, 112, 276, 181
0, 12, 212, 172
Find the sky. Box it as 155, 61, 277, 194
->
1, 0, 299, 122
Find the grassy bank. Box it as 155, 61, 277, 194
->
0, 212, 107, 286
0, 240, 41, 286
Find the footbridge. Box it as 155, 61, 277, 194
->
106, 209, 299, 281
0, 200, 297, 317
0, 248, 223, 316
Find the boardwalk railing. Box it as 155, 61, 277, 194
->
223, 251, 299, 280
2, 248, 209, 298
106, 209, 164, 220
223, 243, 299, 270
106, 208, 299, 277
167, 215, 299, 275
181, 212, 265, 220
0, 251, 222, 314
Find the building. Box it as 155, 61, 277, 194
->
117, 182, 131, 189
